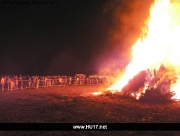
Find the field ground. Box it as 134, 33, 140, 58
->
1, 85, 180, 135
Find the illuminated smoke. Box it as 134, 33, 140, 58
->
98, 0, 153, 77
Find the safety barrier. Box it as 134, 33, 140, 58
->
0, 78, 108, 92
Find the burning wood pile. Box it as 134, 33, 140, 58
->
119, 65, 177, 101
94, 0, 180, 102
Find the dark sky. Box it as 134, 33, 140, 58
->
0, 0, 153, 76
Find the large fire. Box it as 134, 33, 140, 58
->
107, 0, 180, 100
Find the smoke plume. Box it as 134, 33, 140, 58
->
97, 0, 154, 78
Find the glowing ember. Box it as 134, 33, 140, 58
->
171, 76, 180, 99
131, 92, 141, 100
108, 0, 180, 100
93, 92, 102, 96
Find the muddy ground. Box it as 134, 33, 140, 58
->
0, 85, 180, 135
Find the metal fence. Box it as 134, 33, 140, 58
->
0, 78, 109, 92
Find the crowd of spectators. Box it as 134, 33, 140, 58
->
0, 74, 109, 92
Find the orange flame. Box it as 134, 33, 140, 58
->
93, 92, 102, 96
108, 0, 180, 100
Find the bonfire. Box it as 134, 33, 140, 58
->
96, 0, 180, 101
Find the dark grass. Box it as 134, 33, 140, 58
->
1, 86, 180, 135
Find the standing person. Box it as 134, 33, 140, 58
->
89, 77, 92, 85
19, 75, 23, 90
68, 76, 72, 86
28, 76, 31, 88
64, 77, 67, 86
82, 77, 85, 85
86, 77, 88, 85
36, 76, 39, 89
10, 78, 14, 91
51, 76, 54, 87
7, 76, 11, 91
15, 76, 19, 89
22, 76, 25, 88
96, 77, 99, 85
42, 76, 45, 88
79, 77, 82, 85
47, 77, 51, 87
39, 76, 43, 87
25, 76, 28, 88
59, 76, 62, 86
1, 77, 5, 92
33, 76, 37, 89
56, 76, 59, 86
44, 76, 47, 87
76, 77, 79, 85
26, 75, 29, 88
73, 77, 76, 85
46, 76, 49, 87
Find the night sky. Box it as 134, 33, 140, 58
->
0, 0, 153, 76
